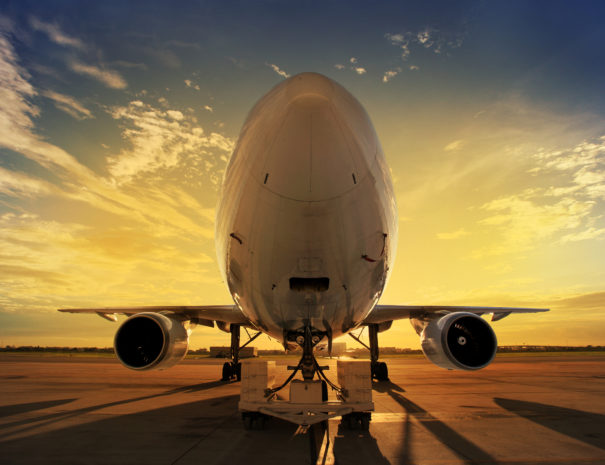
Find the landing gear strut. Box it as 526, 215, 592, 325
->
369, 324, 389, 381
221, 324, 262, 382
222, 324, 241, 381
349, 324, 389, 381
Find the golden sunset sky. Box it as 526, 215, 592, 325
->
1, 2, 604, 350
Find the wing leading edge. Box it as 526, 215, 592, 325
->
58, 305, 250, 327
363, 305, 549, 324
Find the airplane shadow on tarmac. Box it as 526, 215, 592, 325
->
0, 380, 388, 465
494, 397, 605, 451
0, 380, 226, 436
0, 399, 77, 419
373, 380, 499, 465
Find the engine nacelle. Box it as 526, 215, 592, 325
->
114, 312, 189, 370
411, 312, 497, 371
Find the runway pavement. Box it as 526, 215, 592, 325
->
0, 353, 604, 464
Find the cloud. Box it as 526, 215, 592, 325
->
0, 30, 226, 241
417, 28, 432, 47
382, 68, 401, 83
112, 60, 147, 70
337, 57, 367, 76
0, 32, 43, 175
444, 139, 464, 152
266, 63, 290, 79
0, 167, 56, 198
203, 105, 213, 113
560, 227, 605, 243
106, 100, 234, 183
29, 17, 85, 50
184, 79, 200, 91
42, 90, 93, 120
436, 228, 469, 240
0, 30, 237, 323
476, 190, 595, 257
409, 65, 419, 71
385, 33, 405, 45
385, 28, 464, 61
401, 43, 410, 61
69, 61, 127, 89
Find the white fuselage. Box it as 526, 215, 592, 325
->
216, 73, 398, 343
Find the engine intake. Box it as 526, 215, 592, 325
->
114, 313, 189, 370
412, 312, 497, 371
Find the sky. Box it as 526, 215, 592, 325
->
1, 0, 604, 350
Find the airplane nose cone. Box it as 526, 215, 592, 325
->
238, 73, 378, 202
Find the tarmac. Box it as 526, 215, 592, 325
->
0, 353, 604, 465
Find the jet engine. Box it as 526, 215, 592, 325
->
114, 312, 189, 370
411, 312, 497, 370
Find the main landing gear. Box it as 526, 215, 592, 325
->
221, 324, 261, 382
349, 323, 389, 381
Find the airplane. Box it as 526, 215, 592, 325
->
60, 72, 548, 426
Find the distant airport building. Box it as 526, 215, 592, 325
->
209, 346, 257, 358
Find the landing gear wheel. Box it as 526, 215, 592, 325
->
235, 362, 242, 382
372, 361, 389, 381
242, 412, 266, 430
222, 361, 232, 381
341, 412, 371, 430
360, 414, 370, 430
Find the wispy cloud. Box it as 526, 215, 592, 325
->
0, 30, 228, 243
29, 17, 85, 50
436, 228, 469, 240
335, 57, 368, 76
112, 60, 147, 70
184, 79, 200, 91
560, 227, 605, 243
203, 105, 213, 113
385, 33, 405, 45
0, 167, 56, 198
476, 193, 594, 256
385, 28, 464, 61
42, 90, 93, 120
266, 63, 290, 79
69, 60, 127, 89
444, 139, 464, 152
107, 100, 233, 183
382, 68, 401, 83
475, 136, 605, 256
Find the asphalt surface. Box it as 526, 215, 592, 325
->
0, 354, 604, 464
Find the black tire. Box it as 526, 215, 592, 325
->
378, 362, 389, 381
235, 362, 242, 382
360, 413, 370, 430
222, 361, 232, 381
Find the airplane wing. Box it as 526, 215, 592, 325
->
363, 305, 549, 324
58, 305, 250, 327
